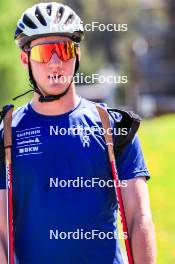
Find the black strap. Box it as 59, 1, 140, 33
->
107, 108, 141, 155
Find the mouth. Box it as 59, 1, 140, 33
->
48, 73, 63, 83
48, 73, 63, 78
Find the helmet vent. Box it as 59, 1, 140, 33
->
22, 14, 38, 29
14, 27, 23, 38
19, 22, 25, 29
65, 13, 75, 25
54, 6, 64, 23
35, 6, 47, 26
46, 4, 52, 16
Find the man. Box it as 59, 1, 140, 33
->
0, 2, 156, 264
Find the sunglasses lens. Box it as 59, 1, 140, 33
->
57, 42, 76, 61
30, 42, 77, 63
30, 44, 51, 63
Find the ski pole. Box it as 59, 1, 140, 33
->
2, 105, 14, 264
110, 161, 134, 264
96, 105, 134, 264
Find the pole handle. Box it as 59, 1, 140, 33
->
3, 105, 14, 149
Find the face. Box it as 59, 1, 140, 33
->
21, 36, 76, 96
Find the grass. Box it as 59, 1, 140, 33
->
138, 114, 175, 264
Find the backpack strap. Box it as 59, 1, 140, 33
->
0, 104, 14, 148
96, 105, 115, 161
0, 104, 14, 182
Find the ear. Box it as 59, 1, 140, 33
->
20, 51, 29, 69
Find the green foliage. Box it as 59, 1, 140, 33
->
139, 115, 175, 264
0, 0, 33, 107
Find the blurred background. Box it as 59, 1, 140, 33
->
0, 0, 175, 263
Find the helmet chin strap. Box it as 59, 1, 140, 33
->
28, 54, 74, 103
38, 81, 73, 102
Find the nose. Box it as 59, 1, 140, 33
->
48, 52, 63, 69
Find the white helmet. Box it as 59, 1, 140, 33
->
15, 2, 84, 49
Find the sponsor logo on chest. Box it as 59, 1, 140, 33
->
15, 127, 42, 157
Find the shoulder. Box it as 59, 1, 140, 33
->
12, 103, 29, 126
116, 134, 150, 180
0, 103, 29, 132
93, 101, 142, 155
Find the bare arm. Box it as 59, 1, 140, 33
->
0, 190, 7, 264
121, 177, 156, 264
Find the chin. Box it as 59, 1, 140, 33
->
46, 84, 68, 94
